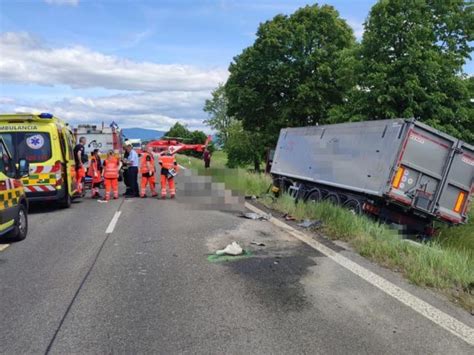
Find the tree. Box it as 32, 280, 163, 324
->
203, 84, 234, 146
226, 4, 356, 146
354, 0, 473, 143
164, 122, 190, 140
225, 121, 264, 171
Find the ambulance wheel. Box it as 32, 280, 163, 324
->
60, 188, 72, 209
10, 204, 28, 241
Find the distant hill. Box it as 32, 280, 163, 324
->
122, 128, 165, 141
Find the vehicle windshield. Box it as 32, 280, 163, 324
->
0, 132, 52, 163
132, 143, 141, 148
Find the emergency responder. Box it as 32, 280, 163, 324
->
87, 149, 102, 198
102, 150, 121, 200
140, 147, 157, 198
73, 137, 87, 196
203, 148, 211, 169
123, 143, 139, 197
158, 150, 179, 199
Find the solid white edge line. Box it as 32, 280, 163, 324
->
105, 211, 122, 234
244, 202, 474, 346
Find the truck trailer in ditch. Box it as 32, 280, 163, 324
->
271, 119, 473, 235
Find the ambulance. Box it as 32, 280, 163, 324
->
0, 113, 78, 208
0, 136, 29, 241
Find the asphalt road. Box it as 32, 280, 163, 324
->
0, 173, 472, 354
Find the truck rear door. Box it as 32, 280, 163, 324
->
388, 123, 457, 217
436, 143, 473, 223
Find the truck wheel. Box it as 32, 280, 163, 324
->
343, 199, 362, 214
324, 192, 340, 205
10, 204, 28, 241
306, 189, 322, 203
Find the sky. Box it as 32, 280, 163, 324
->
0, 0, 472, 132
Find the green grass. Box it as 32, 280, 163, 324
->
176, 152, 272, 196
179, 151, 473, 311
436, 209, 474, 260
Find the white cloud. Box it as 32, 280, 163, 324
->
0, 91, 212, 131
44, 0, 79, 6
0, 32, 228, 92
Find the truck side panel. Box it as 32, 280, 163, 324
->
271, 119, 405, 197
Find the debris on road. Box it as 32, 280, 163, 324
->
241, 212, 271, 221
98, 200, 108, 203
283, 213, 296, 221
297, 219, 322, 228
250, 241, 266, 247
216, 241, 243, 256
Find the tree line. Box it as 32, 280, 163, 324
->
204, 0, 473, 170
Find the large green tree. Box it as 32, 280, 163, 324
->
203, 84, 234, 146
225, 4, 355, 147
353, 0, 473, 143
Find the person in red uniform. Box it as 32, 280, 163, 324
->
158, 150, 179, 199
87, 150, 102, 198
140, 147, 157, 198
102, 150, 121, 201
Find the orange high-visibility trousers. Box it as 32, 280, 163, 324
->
141, 174, 157, 197
160, 174, 175, 198
104, 178, 118, 200
76, 166, 86, 194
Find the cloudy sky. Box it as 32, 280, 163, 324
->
0, 0, 472, 132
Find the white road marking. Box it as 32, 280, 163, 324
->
178, 164, 187, 170
105, 211, 122, 234
0, 244, 10, 252
245, 202, 474, 346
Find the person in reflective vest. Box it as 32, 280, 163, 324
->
102, 150, 121, 201
158, 150, 179, 199
87, 150, 102, 198
140, 148, 157, 198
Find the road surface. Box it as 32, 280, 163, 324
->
0, 173, 472, 354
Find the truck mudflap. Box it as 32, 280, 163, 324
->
388, 123, 473, 223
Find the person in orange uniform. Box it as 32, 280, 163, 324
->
102, 150, 121, 201
140, 147, 157, 198
158, 150, 179, 199
87, 149, 102, 198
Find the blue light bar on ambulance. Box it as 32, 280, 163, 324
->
39, 112, 53, 119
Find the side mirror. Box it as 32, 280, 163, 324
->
18, 159, 29, 178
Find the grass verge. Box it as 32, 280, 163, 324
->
177, 152, 473, 311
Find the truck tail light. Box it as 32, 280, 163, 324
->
392, 166, 405, 189
453, 191, 466, 213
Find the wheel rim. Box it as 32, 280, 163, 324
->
325, 194, 339, 205
344, 200, 361, 214
307, 191, 321, 203
18, 209, 26, 235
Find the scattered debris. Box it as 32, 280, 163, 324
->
250, 241, 266, 247
216, 241, 243, 256
98, 200, 108, 203
283, 213, 296, 221
244, 195, 258, 201
297, 219, 322, 228
241, 212, 271, 221
207, 250, 253, 263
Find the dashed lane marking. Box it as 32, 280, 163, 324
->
0, 244, 10, 252
245, 202, 474, 346
105, 211, 122, 234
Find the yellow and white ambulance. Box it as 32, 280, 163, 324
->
0, 137, 29, 241
0, 113, 78, 208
